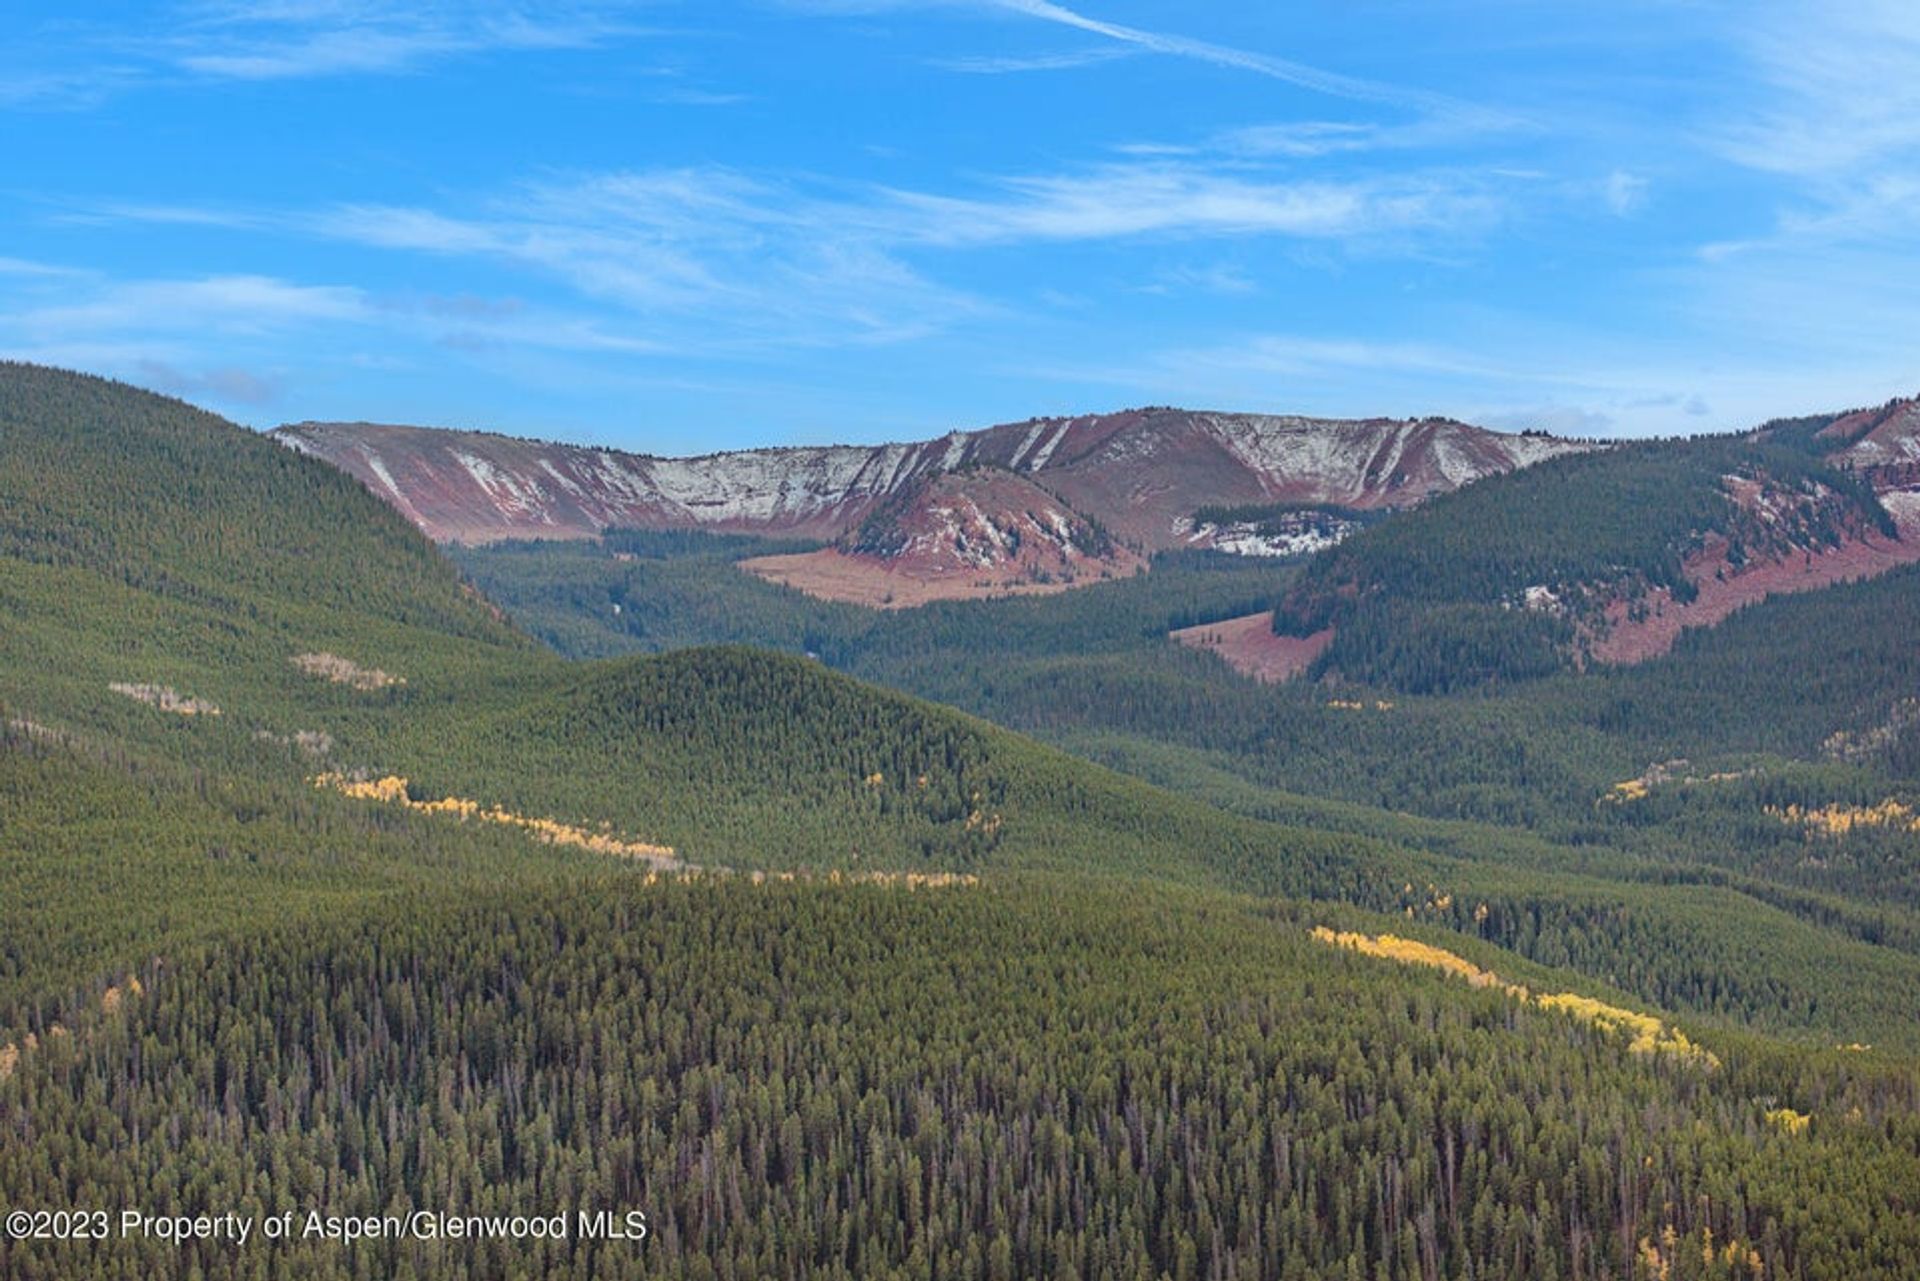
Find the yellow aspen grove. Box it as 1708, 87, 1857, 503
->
1312, 927, 1719, 1067
1767, 799, 1920, 835
312, 773, 680, 867
1764, 1107, 1811, 1135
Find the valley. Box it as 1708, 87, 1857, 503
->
3, 364, 1919, 1278
16, 8, 1920, 1276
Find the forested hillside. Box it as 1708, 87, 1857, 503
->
5, 364, 1920, 1278
7, 875, 1919, 1281
0, 362, 519, 646
454, 491, 1920, 1054
1272, 433, 1899, 691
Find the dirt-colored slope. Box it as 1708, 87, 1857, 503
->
1818, 397, 1920, 469
1592, 495, 1920, 663
743, 469, 1146, 606
740, 549, 1137, 608
276, 410, 1587, 551
1170, 613, 1333, 683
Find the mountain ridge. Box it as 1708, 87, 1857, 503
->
274, 409, 1589, 545
1260, 407, 1920, 688
274, 406, 1592, 603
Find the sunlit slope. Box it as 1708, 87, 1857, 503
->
376, 643, 1417, 895
0, 366, 1417, 988
0, 362, 536, 776
6, 364, 1919, 1062
0, 362, 519, 644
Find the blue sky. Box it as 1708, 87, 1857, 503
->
3, 1, 1917, 452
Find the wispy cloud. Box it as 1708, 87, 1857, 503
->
1685, 0, 1920, 401
0, 65, 144, 108
985, 0, 1505, 125
1219, 115, 1521, 160
0, 268, 365, 413
0, 256, 85, 278
934, 45, 1131, 74
1715, 0, 1920, 179
2, 1, 658, 105
0, 260, 679, 408
1034, 319, 1920, 441
167, 4, 638, 81
19, 274, 369, 336
878, 165, 1496, 245
134, 359, 285, 406
305, 169, 989, 345
1139, 263, 1258, 297
1601, 170, 1647, 217
1151, 333, 1582, 387
1477, 404, 1619, 437
86, 155, 1498, 354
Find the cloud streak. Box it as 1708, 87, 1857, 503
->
168, 4, 639, 81
877, 165, 1495, 245
81, 154, 1501, 357
933, 44, 1131, 74
1715, 0, 1920, 179
1, 0, 657, 105
986, 0, 1505, 124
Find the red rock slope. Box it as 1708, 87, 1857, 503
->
277, 411, 1584, 542
741, 469, 1146, 607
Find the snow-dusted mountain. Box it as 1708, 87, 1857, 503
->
275, 408, 1591, 549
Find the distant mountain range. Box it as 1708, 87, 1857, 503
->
275, 408, 1590, 603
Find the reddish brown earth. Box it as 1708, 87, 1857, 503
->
276, 409, 1585, 605
275, 410, 1588, 551
740, 467, 1147, 606
1816, 397, 1920, 469
982, 411, 1587, 548
740, 549, 1139, 608
1592, 502, 1920, 663
1170, 613, 1333, 683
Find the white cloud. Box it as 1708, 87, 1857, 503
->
1022, 323, 1918, 440
18, 274, 368, 336
91, 154, 1499, 357
877, 166, 1497, 245
934, 45, 1132, 74
135, 359, 286, 406
985, 0, 1494, 121
1602, 170, 1647, 216
0, 258, 686, 392
1142, 264, 1257, 296
1219, 122, 1390, 159
1477, 404, 1616, 437
296, 171, 986, 343
0, 257, 84, 278
171, 1, 649, 79
1151, 334, 1580, 387
1, 1, 656, 106
1716, 1, 1920, 179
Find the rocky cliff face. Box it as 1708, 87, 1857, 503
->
275, 409, 1590, 553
